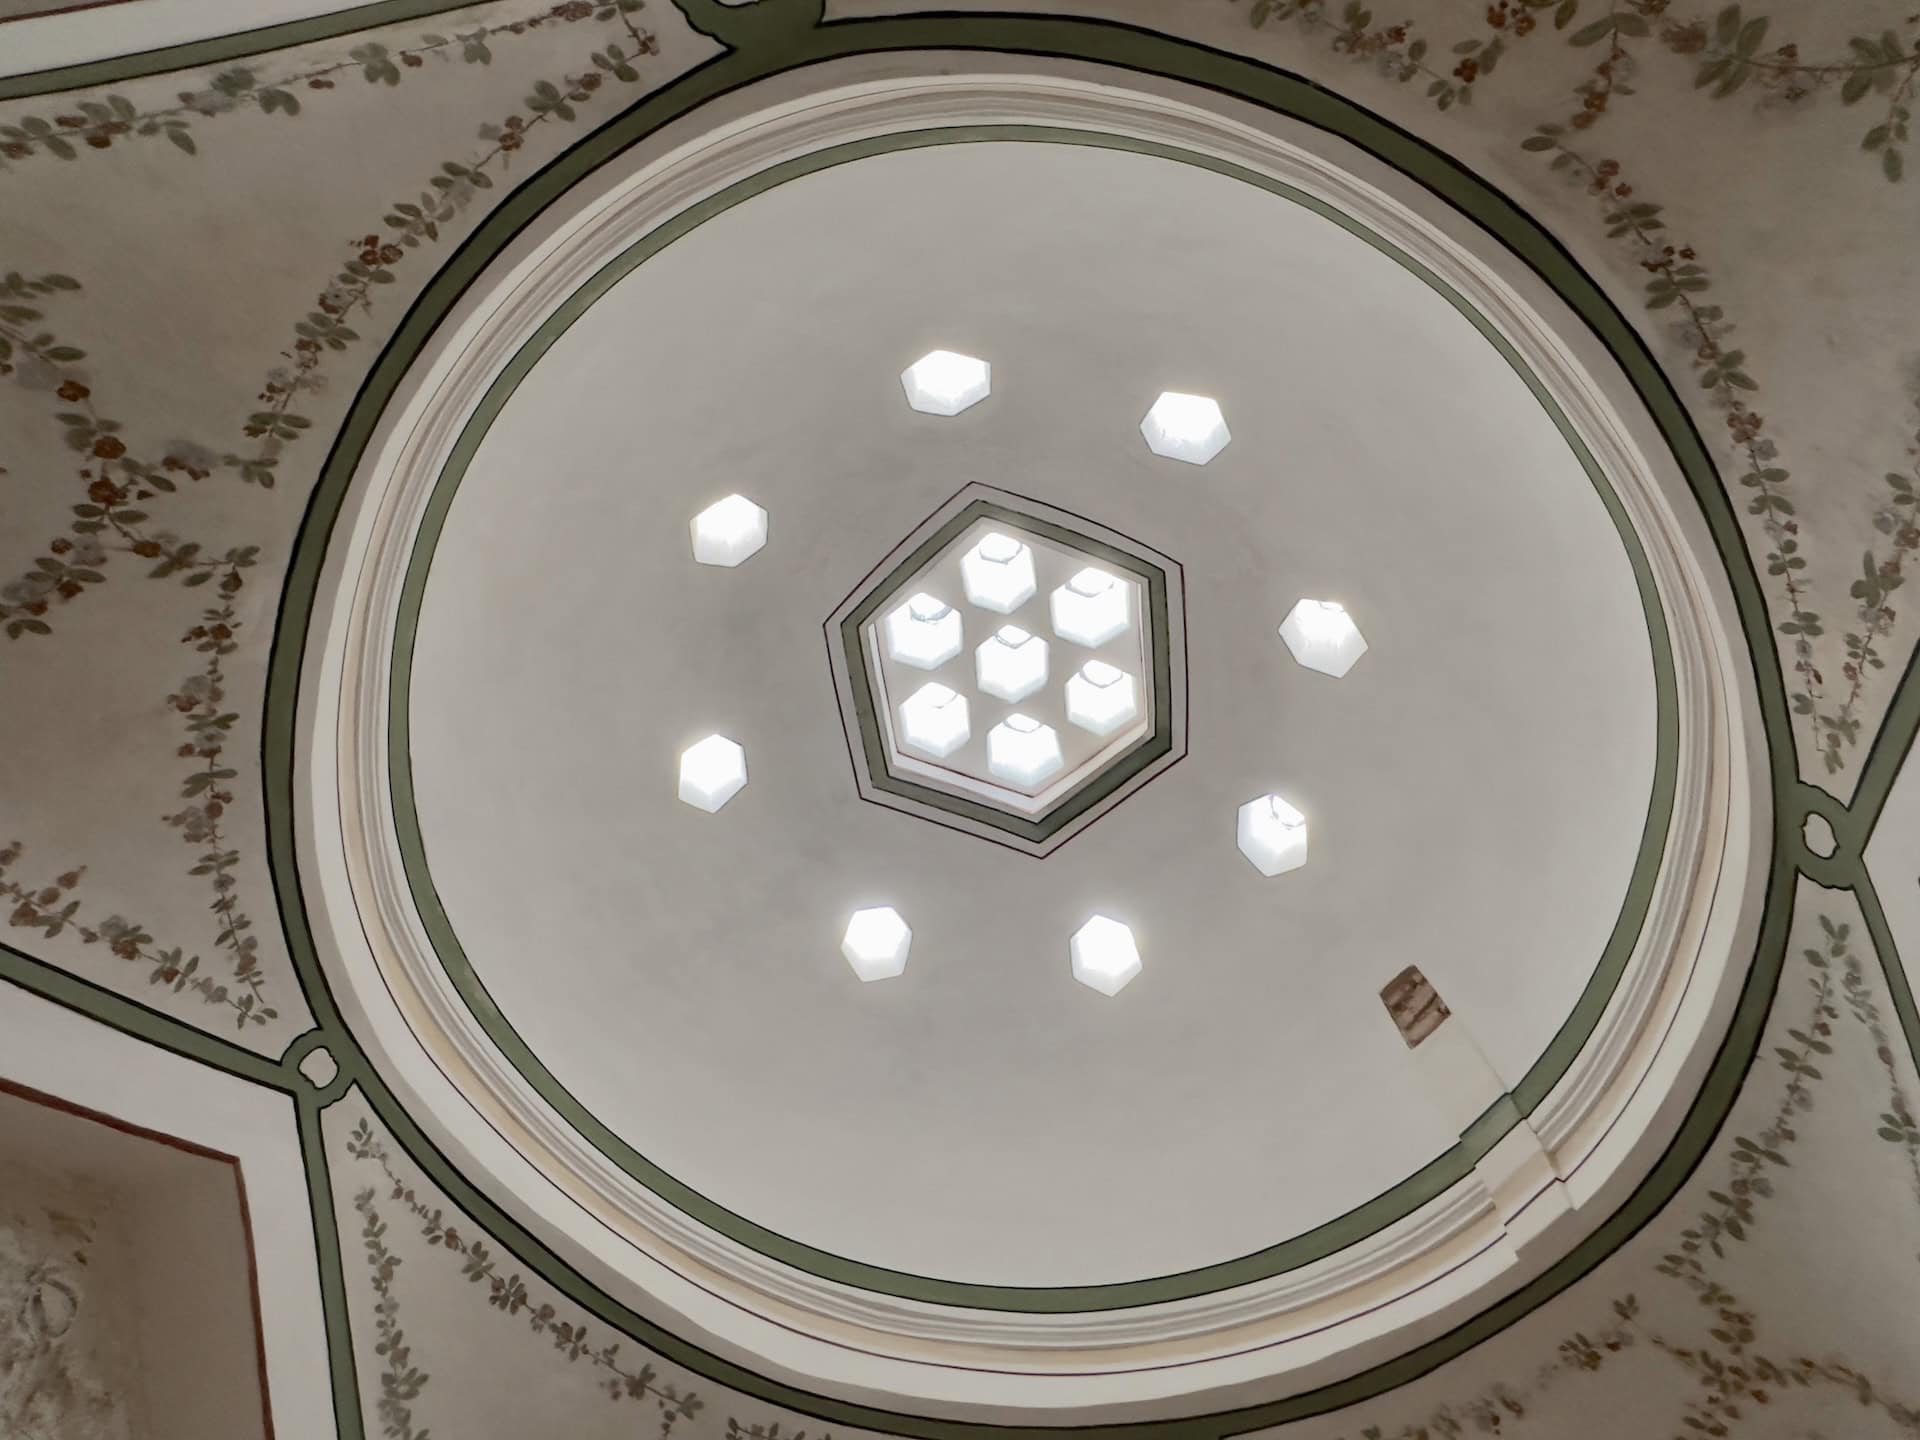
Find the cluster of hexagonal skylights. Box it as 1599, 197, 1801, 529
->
865, 521, 1154, 814
678, 350, 1369, 994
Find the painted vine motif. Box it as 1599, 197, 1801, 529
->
0, 1, 652, 173
347, 1117, 834, 1440
1342, 914, 1920, 1439
1512, 141, 1920, 772
162, 597, 272, 1019
1235, 1, 1920, 181
0, 0, 675, 1046
1228, 0, 1920, 777
0, 273, 253, 640
0, 843, 278, 1028
235, 0, 662, 488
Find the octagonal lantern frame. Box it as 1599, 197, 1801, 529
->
827, 484, 1187, 857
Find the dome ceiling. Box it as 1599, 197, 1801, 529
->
1, 1, 1917, 1438
300, 66, 1760, 1411
402, 136, 1659, 1290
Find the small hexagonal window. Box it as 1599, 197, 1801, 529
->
900, 349, 991, 416
689, 494, 768, 567
960, 532, 1037, 613
885, 592, 964, 670
987, 713, 1064, 787
898, 681, 970, 758
975, 625, 1049, 703
1070, 915, 1142, 995
1237, 793, 1308, 876
678, 734, 747, 812
1065, 660, 1138, 737
842, 906, 911, 981
1279, 599, 1367, 678
1049, 567, 1131, 649
1140, 391, 1230, 465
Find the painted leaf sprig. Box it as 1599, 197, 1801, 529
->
0, 0, 656, 173
229, 4, 661, 488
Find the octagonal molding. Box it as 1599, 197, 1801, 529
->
290, 57, 1766, 1427
828, 484, 1187, 856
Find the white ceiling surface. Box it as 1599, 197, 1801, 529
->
407, 141, 1657, 1289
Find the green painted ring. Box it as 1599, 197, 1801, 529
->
245, 17, 1812, 1428
380, 124, 1679, 1311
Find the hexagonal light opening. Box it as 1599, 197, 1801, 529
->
1050, 566, 1131, 649
901, 349, 991, 417
678, 734, 747, 812
689, 494, 768, 567
842, 906, 911, 981
829, 485, 1188, 857
1071, 915, 1141, 996
1237, 792, 1308, 876
1140, 391, 1230, 465
976, 625, 1049, 703
960, 531, 1038, 613
987, 713, 1063, 787
1065, 660, 1138, 737
884, 592, 964, 670
1279, 598, 1368, 678
899, 681, 970, 758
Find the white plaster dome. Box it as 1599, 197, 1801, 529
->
297, 60, 1762, 1424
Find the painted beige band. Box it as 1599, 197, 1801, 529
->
295, 56, 1764, 1421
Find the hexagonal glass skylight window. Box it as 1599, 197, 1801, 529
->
1140, 391, 1230, 465
1279, 598, 1368, 678
689, 494, 768, 567
900, 349, 991, 417
842, 906, 911, 981
1237, 792, 1309, 876
1071, 915, 1142, 996
828, 486, 1188, 857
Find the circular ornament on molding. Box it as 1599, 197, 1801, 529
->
291, 56, 1767, 1422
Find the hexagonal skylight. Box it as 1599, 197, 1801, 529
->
899, 682, 970, 758
900, 349, 991, 416
976, 625, 1049, 702
678, 734, 747, 812
1279, 599, 1368, 678
849, 511, 1160, 822
1049, 566, 1131, 649
960, 531, 1037, 612
689, 494, 768, 567
1065, 660, 1137, 737
841, 906, 911, 981
1070, 915, 1142, 995
885, 592, 964, 670
1140, 391, 1230, 465
987, 713, 1064, 787
1237, 793, 1308, 876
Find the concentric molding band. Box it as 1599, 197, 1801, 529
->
292, 58, 1766, 1418
384, 115, 1684, 1309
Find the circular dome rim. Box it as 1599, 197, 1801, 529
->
382, 121, 1678, 1309
279, 54, 1770, 1422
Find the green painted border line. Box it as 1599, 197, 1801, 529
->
301, 1093, 368, 1440
1855, 865, 1920, 1071
1849, 632, 1920, 847
379, 123, 1677, 1310
1, 941, 294, 1089
237, 5, 1837, 1429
